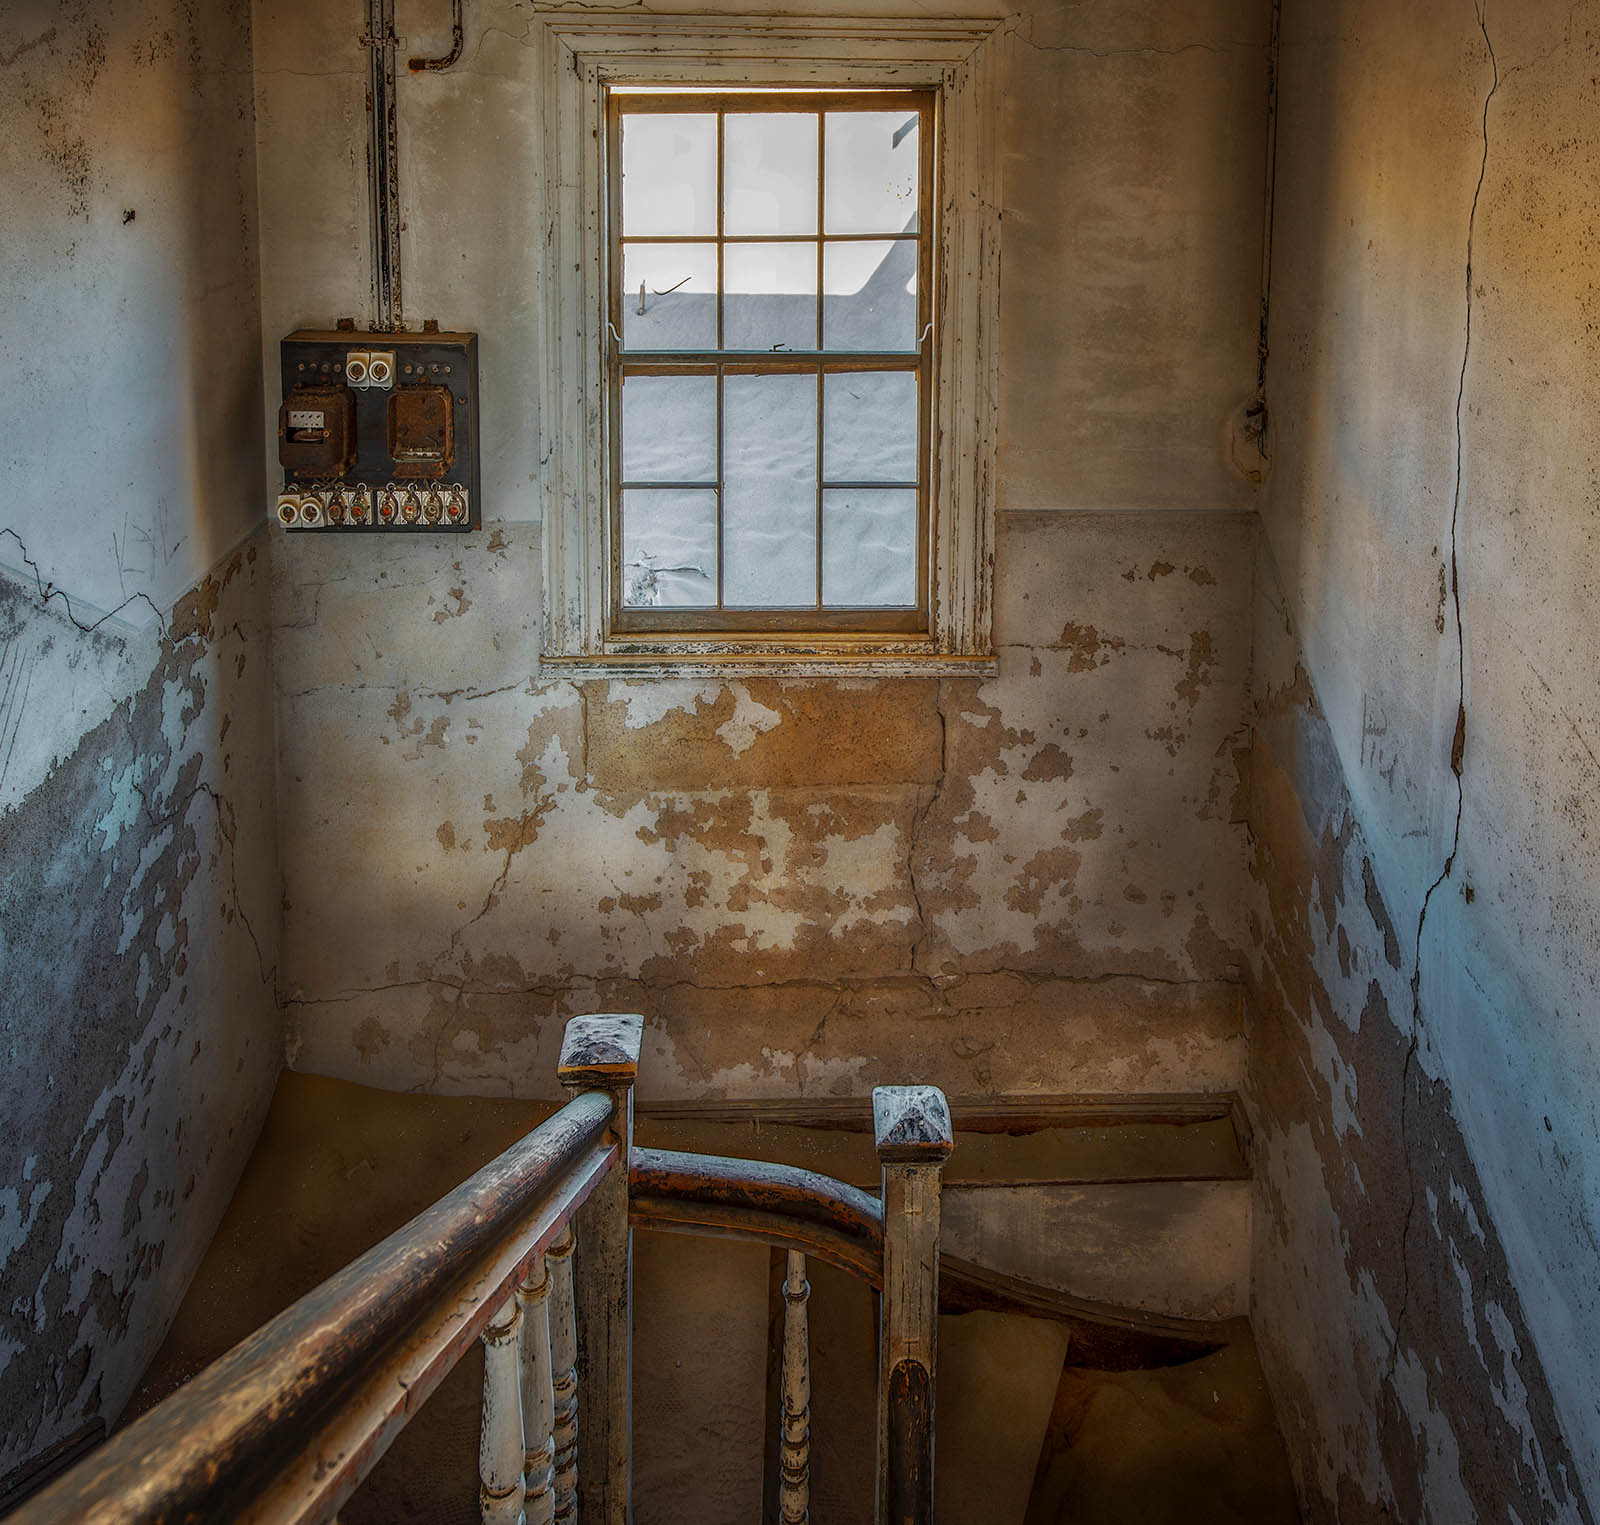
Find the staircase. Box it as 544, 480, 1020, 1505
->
3, 1018, 1298, 1523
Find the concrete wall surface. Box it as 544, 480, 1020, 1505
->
274, 511, 1256, 1099
256, 0, 1270, 1100
0, 0, 282, 1477
251, 0, 1270, 517
1250, 0, 1600, 1514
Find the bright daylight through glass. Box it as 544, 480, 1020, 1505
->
612, 96, 928, 619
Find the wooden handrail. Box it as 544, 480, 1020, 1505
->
10, 1088, 617, 1524
631, 1145, 886, 1280
628, 1145, 1227, 1370
9, 1016, 1222, 1525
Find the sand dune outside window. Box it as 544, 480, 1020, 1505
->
607, 89, 934, 635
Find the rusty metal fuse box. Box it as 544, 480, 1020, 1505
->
274, 329, 481, 532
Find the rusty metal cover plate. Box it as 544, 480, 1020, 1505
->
386, 384, 455, 479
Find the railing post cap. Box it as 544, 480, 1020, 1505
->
872, 1084, 954, 1163
558, 1013, 644, 1089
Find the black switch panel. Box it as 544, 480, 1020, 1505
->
275, 329, 481, 532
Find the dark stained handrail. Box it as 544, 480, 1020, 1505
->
12, 1089, 617, 1525
629, 1145, 1227, 1370
632, 1145, 886, 1281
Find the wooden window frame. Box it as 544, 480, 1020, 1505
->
533, 10, 1003, 678
608, 89, 934, 636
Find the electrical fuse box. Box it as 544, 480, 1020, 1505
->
275, 329, 481, 532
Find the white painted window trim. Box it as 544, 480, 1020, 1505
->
533, 7, 1004, 678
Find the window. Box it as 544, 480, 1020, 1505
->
610, 91, 932, 635
534, 13, 1003, 676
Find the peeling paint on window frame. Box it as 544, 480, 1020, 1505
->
532, 9, 1003, 678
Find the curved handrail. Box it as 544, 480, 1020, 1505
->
629, 1146, 1227, 1369
632, 1145, 885, 1281
13, 1089, 617, 1524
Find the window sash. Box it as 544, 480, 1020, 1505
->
604, 88, 936, 636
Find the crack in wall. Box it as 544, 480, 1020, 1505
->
197, 781, 276, 992
1386, 0, 1499, 1406
0, 527, 169, 641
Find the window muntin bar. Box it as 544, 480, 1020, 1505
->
607, 89, 934, 635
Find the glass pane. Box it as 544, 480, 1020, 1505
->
723, 243, 817, 352
823, 241, 918, 351
824, 110, 920, 234
723, 373, 817, 607
621, 113, 716, 236
822, 489, 917, 606
725, 113, 818, 235
621, 374, 717, 482
823, 371, 918, 482
621, 488, 719, 607
623, 244, 718, 351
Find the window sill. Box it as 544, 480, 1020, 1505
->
539, 648, 997, 681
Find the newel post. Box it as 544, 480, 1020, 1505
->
559, 1013, 643, 1525
873, 1085, 953, 1525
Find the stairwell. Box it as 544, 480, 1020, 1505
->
117, 1067, 1299, 1523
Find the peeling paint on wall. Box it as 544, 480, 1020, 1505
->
1242, 547, 1593, 1522
1255, 0, 1600, 1513
0, 542, 281, 1476
274, 512, 1257, 1105
0, 0, 278, 1477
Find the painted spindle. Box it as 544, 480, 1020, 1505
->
559, 1013, 644, 1525
779, 1250, 812, 1525
518, 1256, 556, 1525
873, 1085, 954, 1525
480, 1293, 527, 1525
548, 1224, 580, 1522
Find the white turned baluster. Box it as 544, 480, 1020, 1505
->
480, 1294, 527, 1525
518, 1257, 557, 1525
779, 1251, 812, 1525
548, 1225, 580, 1522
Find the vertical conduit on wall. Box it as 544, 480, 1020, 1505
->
1255, 0, 1283, 405
1238, 0, 1282, 466
365, 0, 403, 330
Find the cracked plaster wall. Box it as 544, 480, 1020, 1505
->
0, 0, 282, 1480
258, 0, 1272, 1105
1246, 0, 1600, 1515
275, 512, 1257, 1102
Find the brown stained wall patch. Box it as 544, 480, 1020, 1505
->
1060, 807, 1104, 842
1052, 622, 1126, 672
352, 1016, 390, 1061
482, 807, 553, 857
1257, 663, 1316, 720
1361, 858, 1404, 971
1175, 631, 1216, 710
584, 679, 941, 790
1004, 845, 1083, 915
431, 586, 471, 624
1021, 743, 1074, 782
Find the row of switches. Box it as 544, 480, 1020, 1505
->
276, 483, 471, 529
